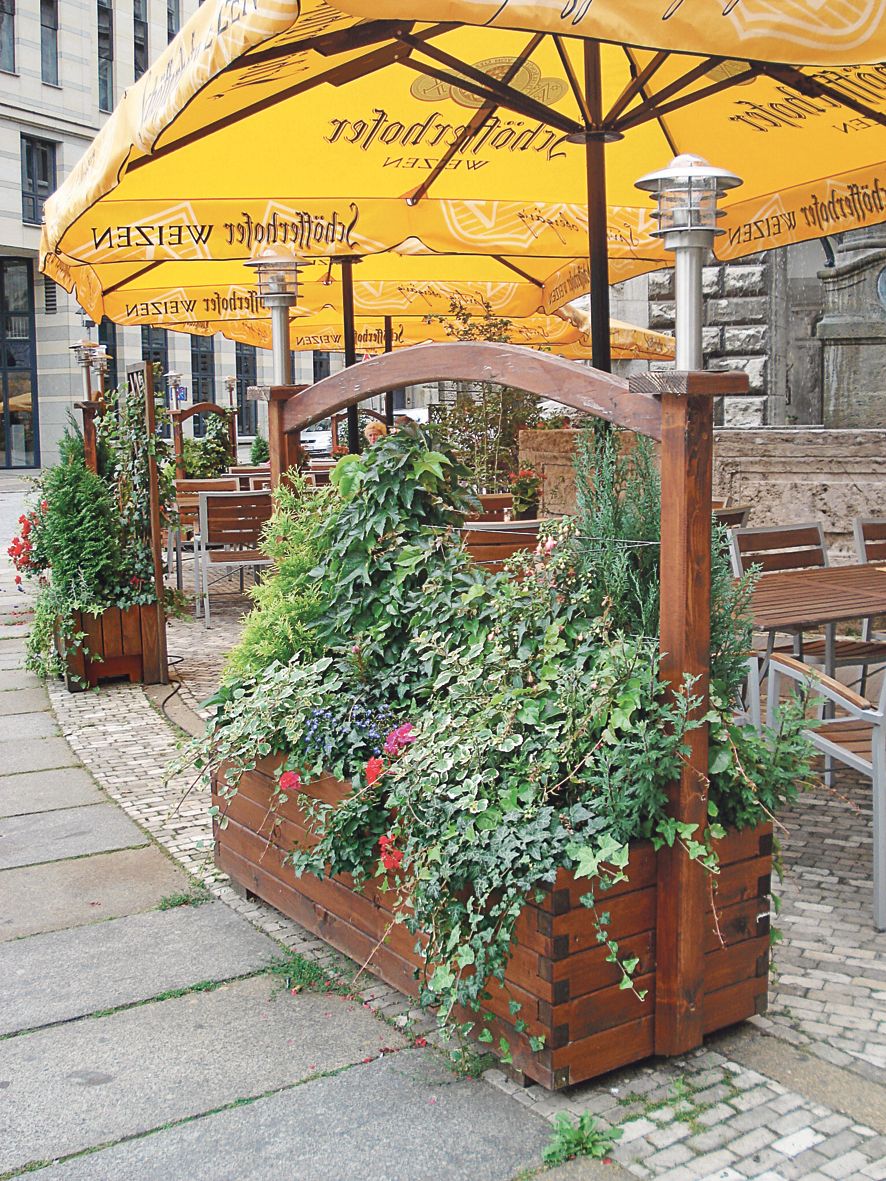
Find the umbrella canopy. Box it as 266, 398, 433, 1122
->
41, 2, 886, 366
204, 308, 676, 361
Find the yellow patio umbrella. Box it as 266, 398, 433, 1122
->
210, 308, 675, 361
40, 1, 886, 372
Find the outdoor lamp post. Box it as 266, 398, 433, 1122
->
69, 339, 98, 401
164, 370, 183, 414
223, 374, 237, 410
91, 344, 112, 399
244, 255, 306, 387
635, 154, 742, 370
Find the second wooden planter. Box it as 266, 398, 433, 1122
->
213, 760, 772, 1090
60, 603, 166, 691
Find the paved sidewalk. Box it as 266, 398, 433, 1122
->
4, 477, 886, 1180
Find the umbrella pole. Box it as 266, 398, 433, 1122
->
383, 315, 395, 426
341, 257, 361, 453
583, 40, 611, 374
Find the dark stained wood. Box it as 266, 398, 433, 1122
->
275, 344, 663, 441
139, 603, 162, 684
75, 401, 102, 474
268, 386, 307, 488
131, 362, 168, 685
655, 388, 714, 1056
171, 402, 237, 482
628, 370, 750, 397
213, 763, 772, 1090
101, 608, 123, 660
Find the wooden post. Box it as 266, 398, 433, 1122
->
75, 401, 102, 474
268, 386, 307, 488
129, 362, 169, 685
172, 415, 186, 480
630, 371, 720, 1055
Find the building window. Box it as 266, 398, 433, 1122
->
141, 325, 169, 435
40, 0, 58, 84
43, 277, 57, 314
97, 0, 113, 111
313, 351, 331, 382
0, 0, 14, 73
0, 258, 40, 467
190, 335, 215, 436
21, 136, 56, 225
235, 342, 257, 435
133, 0, 148, 80
98, 317, 117, 393
167, 0, 179, 42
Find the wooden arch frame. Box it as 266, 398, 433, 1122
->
171, 402, 238, 481
267, 341, 749, 1059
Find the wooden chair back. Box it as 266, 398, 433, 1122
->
175, 478, 239, 531
198, 491, 273, 552
729, 522, 828, 577
855, 517, 886, 564
711, 497, 732, 510
248, 474, 273, 491
714, 505, 750, 529
468, 493, 514, 522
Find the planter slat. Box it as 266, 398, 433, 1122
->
60, 604, 165, 691
213, 762, 772, 1089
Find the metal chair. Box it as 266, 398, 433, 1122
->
196, 491, 273, 626
767, 654, 886, 930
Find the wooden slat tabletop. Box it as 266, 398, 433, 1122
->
751, 564, 886, 632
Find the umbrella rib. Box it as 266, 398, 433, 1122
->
604, 49, 669, 125
623, 47, 679, 156
614, 65, 760, 132
551, 34, 593, 126
103, 261, 163, 296
761, 63, 886, 129
403, 33, 545, 206
491, 256, 544, 286
129, 39, 421, 170
397, 32, 580, 135
224, 19, 415, 70
611, 56, 744, 131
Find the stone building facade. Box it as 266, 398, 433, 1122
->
616, 228, 886, 432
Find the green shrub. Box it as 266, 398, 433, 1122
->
250, 432, 270, 464
222, 477, 338, 685
182, 412, 234, 478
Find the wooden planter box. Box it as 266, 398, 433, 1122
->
59, 603, 166, 691
213, 760, 772, 1090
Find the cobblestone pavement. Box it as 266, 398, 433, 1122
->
38, 561, 886, 1181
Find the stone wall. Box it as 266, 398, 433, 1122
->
520, 427, 886, 561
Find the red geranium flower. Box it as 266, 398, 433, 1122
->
279, 770, 302, 792
379, 833, 403, 872
365, 756, 384, 786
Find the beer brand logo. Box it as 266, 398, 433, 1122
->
409, 58, 567, 109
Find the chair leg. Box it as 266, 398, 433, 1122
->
202, 545, 211, 628
194, 537, 202, 618
873, 731, 885, 931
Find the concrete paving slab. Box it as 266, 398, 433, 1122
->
0, 669, 42, 691
0, 975, 406, 1174
0, 623, 30, 639
0, 710, 57, 741
542, 1157, 633, 1180
0, 766, 103, 817
21, 1049, 550, 1181
0, 803, 147, 869
0, 736, 78, 775
0, 901, 279, 1033
0, 685, 48, 712
0, 846, 191, 941
0, 653, 27, 670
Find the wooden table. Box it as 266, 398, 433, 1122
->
751, 563, 886, 676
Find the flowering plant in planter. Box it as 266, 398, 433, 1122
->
188, 424, 814, 1051
14, 383, 177, 684
507, 467, 543, 515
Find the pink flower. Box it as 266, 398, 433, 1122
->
279, 770, 302, 792
365, 756, 384, 786
543, 536, 556, 555
383, 723, 416, 758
